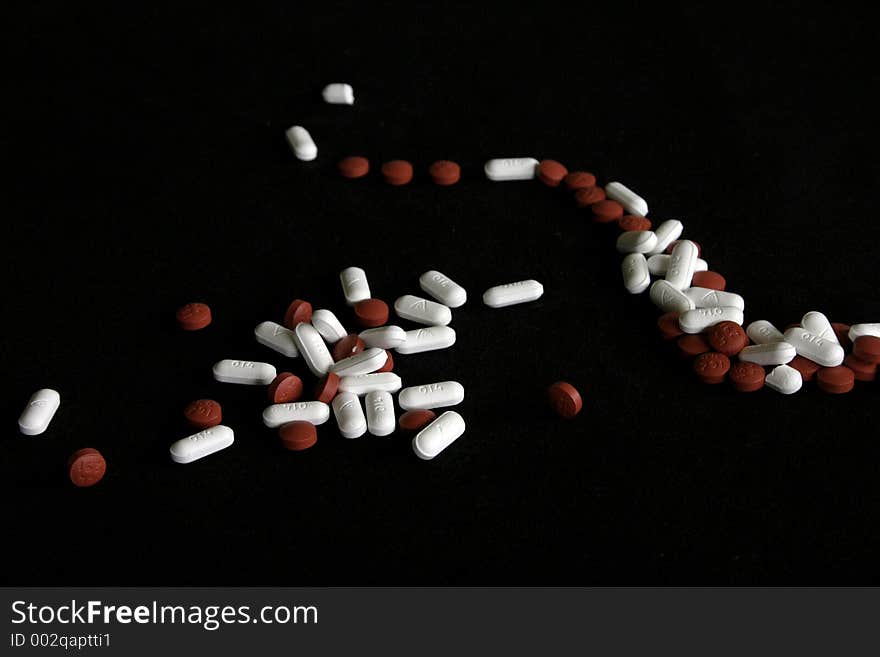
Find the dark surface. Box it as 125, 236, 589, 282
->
3, 4, 879, 584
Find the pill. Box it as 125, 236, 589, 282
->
262, 401, 331, 428
783, 327, 845, 367
684, 287, 745, 311
765, 364, 803, 394
314, 372, 340, 403
68, 448, 107, 487
419, 270, 467, 308
359, 325, 406, 349
331, 347, 388, 376
279, 421, 317, 451
176, 302, 212, 331
707, 321, 749, 356
665, 240, 699, 290
381, 160, 414, 185
293, 323, 335, 376
285, 125, 317, 161
321, 82, 354, 104
616, 230, 659, 254
831, 323, 852, 350
622, 253, 651, 294
738, 341, 797, 366
574, 186, 606, 207
646, 254, 709, 276
547, 381, 582, 418
691, 271, 726, 291
484, 157, 539, 181
746, 320, 785, 345
788, 355, 821, 382
849, 323, 880, 342
679, 307, 744, 334
801, 311, 838, 345
845, 354, 877, 382
254, 321, 300, 357
648, 220, 684, 254
340, 267, 371, 306
666, 240, 701, 256
429, 160, 461, 185
413, 411, 465, 460
332, 392, 367, 438
816, 366, 855, 394
283, 299, 313, 329
618, 215, 652, 232
605, 181, 648, 216
677, 334, 710, 358
399, 409, 437, 432
354, 298, 390, 328
213, 359, 277, 385
183, 399, 222, 430
338, 156, 370, 178
365, 390, 395, 436
377, 350, 395, 372
537, 159, 568, 187
395, 326, 456, 354
564, 171, 597, 191
338, 372, 403, 395
728, 361, 766, 392
853, 335, 880, 364
311, 309, 348, 344
394, 294, 452, 326
399, 381, 464, 410
18, 388, 60, 435
170, 425, 235, 464
592, 199, 625, 223
482, 280, 544, 308
650, 280, 696, 314
333, 334, 366, 361
693, 352, 731, 384
267, 372, 304, 403
657, 312, 684, 340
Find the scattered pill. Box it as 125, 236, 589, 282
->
816, 366, 855, 394
399, 381, 465, 410
354, 298, 390, 328
564, 171, 597, 191
677, 334, 711, 358
365, 390, 395, 436
801, 311, 838, 345
738, 341, 797, 366
176, 302, 212, 331
213, 359, 277, 385
592, 199, 625, 223
419, 270, 467, 307
707, 321, 749, 356
267, 372, 304, 403
657, 312, 684, 340
395, 294, 452, 326
619, 215, 652, 232
547, 381, 582, 418
413, 410, 465, 460
664, 240, 699, 290
262, 401, 331, 428
184, 399, 222, 430
338, 372, 403, 395
849, 323, 880, 342
333, 334, 366, 361
666, 240, 701, 256
691, 271, 726, 291
482, 280, 544, 308
429, 160, 461, 185
765, 364, 803, 394
484, 158, 539, 181
283, 299, 313, 329
254, 321, 300, 357
574, 186, 606, 207
381, 160, 414, 185
340, 266, 371, 306
679, 307, 744, 334
693, 352, 731, 384
330, 347, 388, 376
616, 230, 659, 254
377, 350, 395, 372
68, 448, 107, 487
788, 355, 821, 382
845, 354, 877, 381
746, 320, 785, 345
18, 388, 60, 436
279, 421, 317, 451
728, 361, 766, 392
605, 181, 648, 216
399, 409, 437, 432
338, 156, 370, 178
285, 125, 317, 161
294, 323, 335, 376
333, 392, 367, 438
170, 425, 235, 464
360, 325, 407, 349
648, 220, 684, 254
537, 159, 568, 187
622, 253, 651, 294
684, 287, 745, 311
853, 335, 880, 364
314, 372, 340, 403
321, 82, 354, 105
650, 280, 695, 314
783, 328, 845, 367
646, 254, 708, 276
311, 309, 348, 343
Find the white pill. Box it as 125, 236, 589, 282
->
484, 157, 539, 181
765, 364, 803, 395
783, 328, 845, 367
738, 341, 797, 366
647, 254, 708, 276
664, 240, 699, 290
340, 266, 371, 306
684, 287, 746, 311
679, 306, 744, 334
849, 323, 880, 341
285, 125, 317, 161
746, 320, 785, 344
170, 425, 234, 464
395, 294, 452, 326
605, 181, 648, 216
338, 372, 403, 395
365, 390, 395, 437
332, 393, 367, 439
293, 323, 334, 376
18, 388, 60, 436
330, 347, 388, 376
311, 309, 348, 344
395, 326, 457, 354
648, 220, 684, 254
483, 280, 544, 308
801, 311, 838, 344
254, 321, 300, 357
419, 270, 467, 307
413, 411, 465, 460
262, 401, 331, 428
321, 82, 354, 105
398, 381, 464, 410
213, 359, 277, 385
621, 253, 651, 294
360, 325, 407, 349
616, 230, 658, 254
649, 280, 695, 313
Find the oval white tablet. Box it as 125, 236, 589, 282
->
395, 326, 456, 354
332, 393, 367, 439
746, 320, 785, 345
398, 381, 464, 410
738, 341, 797, 366
394, 294, 452, 326
262, 401, 331, 428
330, 347, 388, 376
18, 388, 61, 436
647, 254, 708, 276
170, 425, 234, 464
254, 321, 300, 357
649, 280, 695, 313
293, 323, 334, 376
849, 323, 880, 341
311, 309, 348, 343
413, 411, 466, 460
616, 230, 658, 254
664, 240, 699, 290
684, 287, 745, 311
605, 181, 648, 216
801, 311, 838, 345
321, 82, 354, 105
678, 306, 744, 334
622, 253, 650, 294
285, 125, 317, 161
484, 158, 539, 181
213, 360, 277, 385
359, 326, 407, 349
365, 390, 395, 437
482, 280, 544, 308
783, 328, 845, 367
338, 372, 403, 395
419, 270, 467, 307
340, 267, 371, 306
648, 220, 684, 254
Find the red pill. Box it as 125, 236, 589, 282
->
376, 350, 394, 372
68, 448, 107, 487
729, 361, 766, 392
831, 323, 852, 351
691, 271, 726, 291
279, 421, 317, 451
564, 171, 597, 191
853, 335, 880, 364
618, 215, 652, 232
573, 186, 606, 207
816, 366, 855, 394
398, 409, 437, 432
547, 381, 583, 418
844, 354, 877, 382
591, 199, 624, 223
693, 352, 731, 384
314, 372, 340, 404
429, 160, 461, 185
657, 312, 684, 341
338, 156, 370, 179
677, 334, 711, 358
666, 240, 701, 256
184, 399, 222, 430
333, 334, 366, 361
789, 355, 820, 382
381, 160, 414, 185
353, 298, 389, 328
283, 299, 312, 329
268, 372, 304, 403
176, 302, 212, 331
537, 159, 568, 187
707, 321, 749, 356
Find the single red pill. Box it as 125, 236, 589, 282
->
381, 160, 414, 185
831, 323, 852, 351
657, 312, 683, 341
314, 372, 340, 404
547, 381, 583, 418
591, 199, 624, 223
677, 334, 711, 358
853, 336, 880, 364
176, 302, 212, 331
729, 361, 766, 392
376, 350, 394, 372
707, 321, 749, 356
573, 186, 606, 207
789, 355, 820, 382
338, 156, 370, 179
268, 372, 304, 403
618, 215, 652, 232
666, 240, 701, 256
399, 409, 437, 432
816, 366, 855, 394
283, 299, 312, 329
354, 298, 389, 328
68, 448, 107, 487
537, 159, 568, 187
429, 160, 461, 185
279, 421, 317, 451
183, 399, 222, 430
844, 354, 877, 382
564, 171, 597, 191
332, 334, 366, 361
693, 352, 731, 384
691, 271, 726, 291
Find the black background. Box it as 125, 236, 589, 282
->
3, 3, 879, 584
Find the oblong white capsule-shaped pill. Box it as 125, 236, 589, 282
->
321, 82, 354, 105
650, 280, 695, 313
332, 392, 367, 439
213, 359, 277, 385
398, 381, 465, 410
746, 320, 785, 344
484, 157, 539, 181
311, 309, 347, 344
849, 323, 880, 341
395, 326, 457, 354
648, 220, 684, 254
340, 266, 371, 306
293, 323, 334, 376
679, 306, 744, 334
621, 253, 650, 294
765, 364, 803, 395
170, 425, 234, 464
18, 388, 60, 436
359, 325, 407, 349
338, 372, 403, 395
647, 254, 708, 276
394, 294, 452, 326
616, 230, 658, 254
482, 280, 544, 308
605, 181, 648, 216
801, 311, 838, 344
365, 390, 395, 437
262, 401, 331, 428
738, 341, 797, 366
285, 125, 317, 161
330, 347, 388, 376
665, 240, 699, 290
254, 321, 300, 357
783, 328, 845, 367
684, 287, 746, 311
419, 270, 467, 307
413, 411, 465, 460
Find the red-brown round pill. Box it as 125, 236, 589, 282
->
268, 372, 304, 403
729, 361, 765, 392
353, 298, 389, 328
591, 199, 624, 223
677, 334, 711, 358
537, 159, 568, 187
573, 186, 606, 207
176, 302, 212, 331
338, 156, 370, 179
693, 352, 731, 384
666, 240, 701, 256
184, 399, 222, 430
68, 448, 106, 487
376, 350, 394, 372
381, 160, 414, 185
332, 334, 366, 361
844, 354, 877, 382
831, 323, 852, 351
816, 366, 855, 394
789, 355, 820, 382
279, 421, 317, 451
398, 409, 437, 432
283, 299, 312, 329
853, 335, 880, 364
618, 215, 652, 232
429, 160, 461, 185
547, 381, 583, 418
314, 372, 340, 404
564, 171, 597, 191
691, 271, 726, 291
707, 321, 749, 356
658, 312, 684, 341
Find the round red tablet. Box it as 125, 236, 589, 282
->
816, 366, 855, 394
354, 298, 389, 328
844, 354, 877, 382
789, 355, 820, 382
692, 271, 726, 291
184, 399, 222, 430
381, 160, 414, 185
657, 312, 683, 341
176, 302, 212, 331
564, 171, 597, 191
591, 199, 624, 223
537, 160, 568, 187
268, 372, 304, 403
376, 350, 394, 372
333, 334, 366, 361
283, 299, 312, 329
618, 215, 652, 232
729, 361, 765, 392
429, 160, 461, 185
853, 335, 880, 364
68, 448, 107, 487
831, 323, 852, 351
573, 186, 606, 207
693, 352, 731, 384
707, 321, 749, 356
279, 421, 317, 451
338, 156, 370, 179
547, 381, 583, 418
314, 372, 340, 404
677, 334, 711, 358
398, 409, 437, 432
